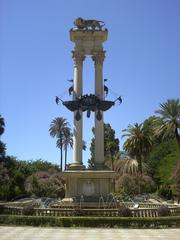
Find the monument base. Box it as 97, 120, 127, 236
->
68, 163, 86, 170
62, 170, 116, 202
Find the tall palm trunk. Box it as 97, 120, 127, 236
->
65, 145, 67, 170
137, 155, 143, 175
111, 155, 114, 170
175, 128, 180, 149
60, 138, 63, 172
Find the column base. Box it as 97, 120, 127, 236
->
68, 163, 86, 170
93, 163, 109, 170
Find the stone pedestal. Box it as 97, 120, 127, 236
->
63, 170, 115, 201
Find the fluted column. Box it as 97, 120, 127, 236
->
92, 51, 105, 169
71, 51, 85, 169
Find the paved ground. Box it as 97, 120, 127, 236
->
0, 226, 180, 240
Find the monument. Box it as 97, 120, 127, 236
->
56, 18, 122, 203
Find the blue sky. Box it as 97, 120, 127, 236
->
0, 0, 180, 167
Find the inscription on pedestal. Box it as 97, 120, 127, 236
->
82, 180, 95, 196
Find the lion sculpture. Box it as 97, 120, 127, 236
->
74, 17, 105, 30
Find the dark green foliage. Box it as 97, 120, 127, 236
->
0, 141, 6, 157
158, 150, 180, 185
0, 115, 5, 136
0, 115, 6, 158
171, 161, 180, 203
0, 205, 5, 214
22, 205, 35, 216
157, 206, 171, 217
118, 207, 132, 217
0, 157, 60, 201
0, 215, 179, 228
88, 123, 120, 169
147, 139, 177, 177
26, 159, 59, 173
158, 185, 173, 200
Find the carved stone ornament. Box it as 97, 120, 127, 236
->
72, 51, 85, 66
82, 180, 95, 196
92, 51, 106, 65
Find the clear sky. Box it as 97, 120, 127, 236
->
0, 0, 180, 167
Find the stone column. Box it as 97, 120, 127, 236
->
92, 51, 105, 169
70, 51, 85, 169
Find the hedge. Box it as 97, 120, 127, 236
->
0, 215, 180, 228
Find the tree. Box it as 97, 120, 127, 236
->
171, 161, 180, 203
0, 115, 6, 157
0, 115, 5, 136
27, 159, 59, 173
122, 123, 153, 174
61, 128, 73, 170
0, 141, 6, 157
0, 157, 60, 201
115, 157, 139, 175
49, 117, 70, 171
25, 169, 65, 198
147, 138, 179, 185
154, 99, 180, 148
106, 141, 119, 170
88, 123, 120, 169
116, 173, 155, 196
82, 140, 87, 151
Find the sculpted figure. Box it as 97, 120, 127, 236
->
56, 94, 122, 121
74, 17, 105, 30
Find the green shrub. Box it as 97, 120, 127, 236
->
157, 205, 171, 217
73, 207, 83, 216
116, 174, 155, 196
0, 205, 4, 214
0, 215, 179, 228
158, 185, 172, 200
22, 205, 35, 216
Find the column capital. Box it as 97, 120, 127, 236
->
92, 51, 106, 65
72, 51, 85, 66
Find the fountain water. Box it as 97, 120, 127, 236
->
79, 195, 84, 210
98, 195, 105, 209
108, 196, 118, 209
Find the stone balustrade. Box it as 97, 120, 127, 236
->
3, 206, 180, 218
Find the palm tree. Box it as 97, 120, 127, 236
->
0, 115, 6, 156
82, 140, 87, 151
154, 99, 180, 148
61, 128, 73, 170
0, 141, 6, 157
122, 123, 153, 174
115, 157, 138, 175
49, 117, 70, 171
0, 115, 5, 137
106, 141, 119, 170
